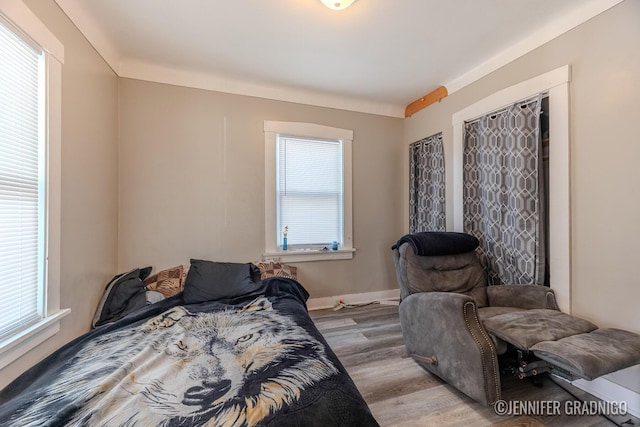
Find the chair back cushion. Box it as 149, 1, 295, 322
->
394, 243, 488, 306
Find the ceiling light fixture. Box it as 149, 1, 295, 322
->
320, 0, 356, 11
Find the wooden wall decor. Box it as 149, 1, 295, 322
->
405, 86, 448, 118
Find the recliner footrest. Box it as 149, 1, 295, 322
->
482, 309, 597, 351
531, 328, 640, 380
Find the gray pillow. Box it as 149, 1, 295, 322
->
183, 259, 261, 304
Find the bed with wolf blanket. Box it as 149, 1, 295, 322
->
0, 278, 378, 426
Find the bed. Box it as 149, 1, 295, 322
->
0, 260, 378, 426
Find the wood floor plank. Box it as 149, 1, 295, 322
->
369, 384, 487, 426
348, 356, 444, 404
312, 317, 358, 330
310, 304, 638, 427
322, 330, 370, 349
337, 344, 408, 367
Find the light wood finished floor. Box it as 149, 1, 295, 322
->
310, 303, 638, 427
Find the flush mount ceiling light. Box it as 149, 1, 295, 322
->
320, 0, 356, 10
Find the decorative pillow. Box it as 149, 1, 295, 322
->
92, 267, 152, 328
183, 259, 262, 304
257, 262, 298, 280
143, 265, 185, 298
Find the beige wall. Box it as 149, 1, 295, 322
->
0, 0, 119, 388
118, 79, 404, 299
6, 0, 635, 390
404, 0, 640, 332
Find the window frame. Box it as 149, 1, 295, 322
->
264, 121, 354, 262
451, 65, 571, 312
0, 3, 69, 370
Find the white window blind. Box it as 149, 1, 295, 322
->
277, 136, 343, 247
0, 20, 45, 341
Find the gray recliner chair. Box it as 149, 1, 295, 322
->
392, 232, 640, 406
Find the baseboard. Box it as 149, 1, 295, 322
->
564, 375, 640, 418
307, 289, 400, 311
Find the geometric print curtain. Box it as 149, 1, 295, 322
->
463, 95, 546, 285
409, 132, 445, 233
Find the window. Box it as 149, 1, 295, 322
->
0, 6, 68, 370
0, 16, 45, 341
264, 121, 354, 262
278, 136, 342, 246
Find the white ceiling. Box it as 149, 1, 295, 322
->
54, 0, 621, 117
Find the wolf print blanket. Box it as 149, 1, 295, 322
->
0, 279, 378, 426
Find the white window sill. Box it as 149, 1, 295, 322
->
0, 308, 71, 370
263, 248, 355, 263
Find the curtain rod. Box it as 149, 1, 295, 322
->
464, 92, 548, 126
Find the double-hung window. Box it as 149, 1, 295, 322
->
264, 121, 354, 262
0, 5, 68, 370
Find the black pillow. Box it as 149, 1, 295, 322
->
183, 259, 261, 304
92, 267, 151, 328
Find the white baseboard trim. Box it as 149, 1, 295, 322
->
562, 376, 640, 418
307, 289, 400, 311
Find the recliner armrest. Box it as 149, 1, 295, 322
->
486, 284, 558, 310
399, 292, 500, 405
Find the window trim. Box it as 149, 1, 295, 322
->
264, 121, 354, 262
0, 2, 69, 370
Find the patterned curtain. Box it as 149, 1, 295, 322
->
463, 95, 546, 285
409, 133, 445, 233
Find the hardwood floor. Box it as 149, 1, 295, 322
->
310, 303, 638, 427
